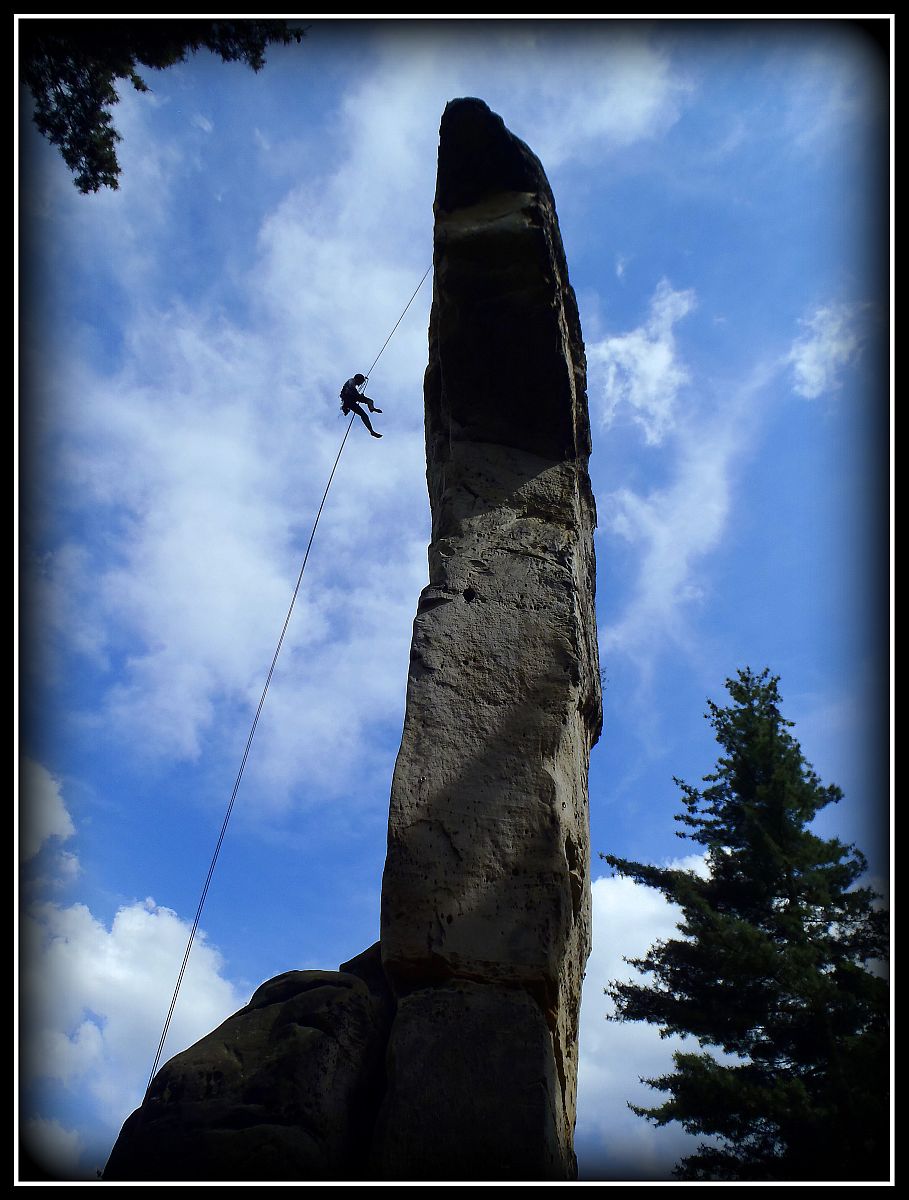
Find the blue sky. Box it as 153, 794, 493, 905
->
17, 17, 890, 1182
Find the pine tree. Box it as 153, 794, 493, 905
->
602, 668, 889, 1181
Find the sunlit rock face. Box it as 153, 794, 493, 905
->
103, 98, 601, 1184
372, 97, 601, 1181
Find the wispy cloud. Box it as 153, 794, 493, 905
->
492, 27, 687, 169
787, 301, 869, 399
26, 27, 691, 813
775, 34, 885, 158
590, 284, 866, 682
29, 76, 434, 794
588, 279, 696, 445
599, 359, 775, 675
362, 24, 687, 175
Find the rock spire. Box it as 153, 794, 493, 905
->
103, 96, 601, 1184
370, 96, 601, 1180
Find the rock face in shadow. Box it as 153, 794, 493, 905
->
103, 97, 600, 1184
103, 945, 393, 1182
370, 96, 601, 1182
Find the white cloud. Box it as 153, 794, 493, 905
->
588, 278, 696, 445
358, 24, 686, 175
602, 425, 732, 652
577, 857, 710, 1180
25, 23, 691, 814
36, 289, 429, 793
787, 302, 868, 399
21, 897, 245, 1138
486, 27, 686, 169
25, 45, 440, 803
19, 760, 75, 863
21, 1116, 85, 1180
239, 538, 430, 812
598, 360, 774, 671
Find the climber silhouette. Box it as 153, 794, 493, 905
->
340, 373, 383, 438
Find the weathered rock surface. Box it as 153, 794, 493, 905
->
103, 97, 600, 1183
371, 96, 601, 1181
103, 944, 392, 1181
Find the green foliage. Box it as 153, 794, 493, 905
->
19, 18, 306, 193
601, 668, 889, 1181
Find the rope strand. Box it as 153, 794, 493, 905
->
363, 263, 433, 381
144, 264, 431, 1096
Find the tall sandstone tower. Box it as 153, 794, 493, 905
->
103, 98, 601, 1183
371, 96, 601, 1180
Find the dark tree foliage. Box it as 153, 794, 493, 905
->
601, 668, 889, 1182
19, 18, 306, 193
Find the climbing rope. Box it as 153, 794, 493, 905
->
361, 263, 433, 383
144, 263, 432, 1097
